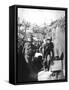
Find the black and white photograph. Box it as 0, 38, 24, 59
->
0, 0, 69, 89
17, 7, 67, 83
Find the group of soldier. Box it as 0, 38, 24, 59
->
21, 35, 54, 73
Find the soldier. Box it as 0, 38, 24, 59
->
44, 37, 54, 70
24, 40, 37, 81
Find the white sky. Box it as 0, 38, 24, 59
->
18, 8, 65, 25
